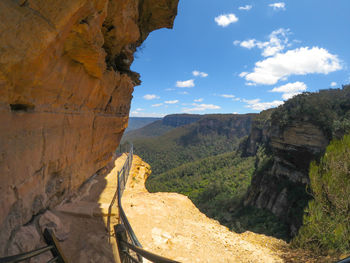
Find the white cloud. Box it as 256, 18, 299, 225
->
214, 14, 238, 27
193, 70, 208, 78
243, 98, 284, 111
240, 39, 257, 49
270, 81, 307, 100
165, 100, 179, 104
220, 94, 236, 98
143, 94, 160, 100
152, 103, 163, 107
130, 112, 166, 117
331, 81, 337, 87
239, 5, 252, 11
194, 98, 203, 102
178, 91, 189, 95
239, 72, 248, 77
281, 92, 301, 100
176, 79, 195, 88
165, 88, 175, 91
242, 47, 342, 85
183, 103, 221, 112
269, 2, 286, 11
235, 28, 290, 57
233, 40, 241, 46
270, 81, 307, 93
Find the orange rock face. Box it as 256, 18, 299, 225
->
0, 0, 178, 255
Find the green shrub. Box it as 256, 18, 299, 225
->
292, 133, 350, 254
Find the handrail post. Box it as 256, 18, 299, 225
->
115, 224, 129, 263
43, 228, 67, 263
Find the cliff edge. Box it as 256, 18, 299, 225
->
122, 155, 329, 263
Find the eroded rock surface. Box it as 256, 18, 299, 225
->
0, 0, 178, 256
243, 117, 329, 235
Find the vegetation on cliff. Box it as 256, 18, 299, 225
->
292, 132, 350, 255
271, 85, 350, 139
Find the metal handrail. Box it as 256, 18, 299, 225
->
0, 229, 67, 263
115, 224, 180, 263
114, 144, 179, 263
337, 257, 350, 263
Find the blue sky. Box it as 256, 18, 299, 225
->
130, 0, 350, 117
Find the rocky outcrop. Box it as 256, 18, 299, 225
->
243, 114, 330, 235
0, 0, 178, 256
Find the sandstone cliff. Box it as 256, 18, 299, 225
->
0, 0, 178, 256
242, 87, 350, 236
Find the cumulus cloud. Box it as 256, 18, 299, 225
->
239, 5, 252, 11
143, 94, 160, 100
194, 98, 203, 102
176, 79, 195, 88
239, 72, 248, 77
220, 94, 236, 98
152, 103, 163, 107
183, 103, 221, 112
331, 81, 337, 87
243, 98, 284, 111
242, 47, 342, 85
234, 28, 290, 57
269, 2, 286, 11
270, 81, 307, 100
240, 39, 257, 49
214, 14, 238, 27
165, 100, 179, 104
178, 91, 189, 95
130, 112, 166, 117
281, 93, 300, 100
193, 70, 208, 78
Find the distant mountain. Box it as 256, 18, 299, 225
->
126, 113, 256, 175
124, 117, 162, 132
122, 114, 202, 142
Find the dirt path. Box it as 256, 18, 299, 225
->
123, 155, 292, 263
50, 154, 129, 263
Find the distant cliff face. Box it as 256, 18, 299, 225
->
162, 114, 202, 127
0, 0, 178, 255
242, 87, 350, 236
243, 120, 329, 235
